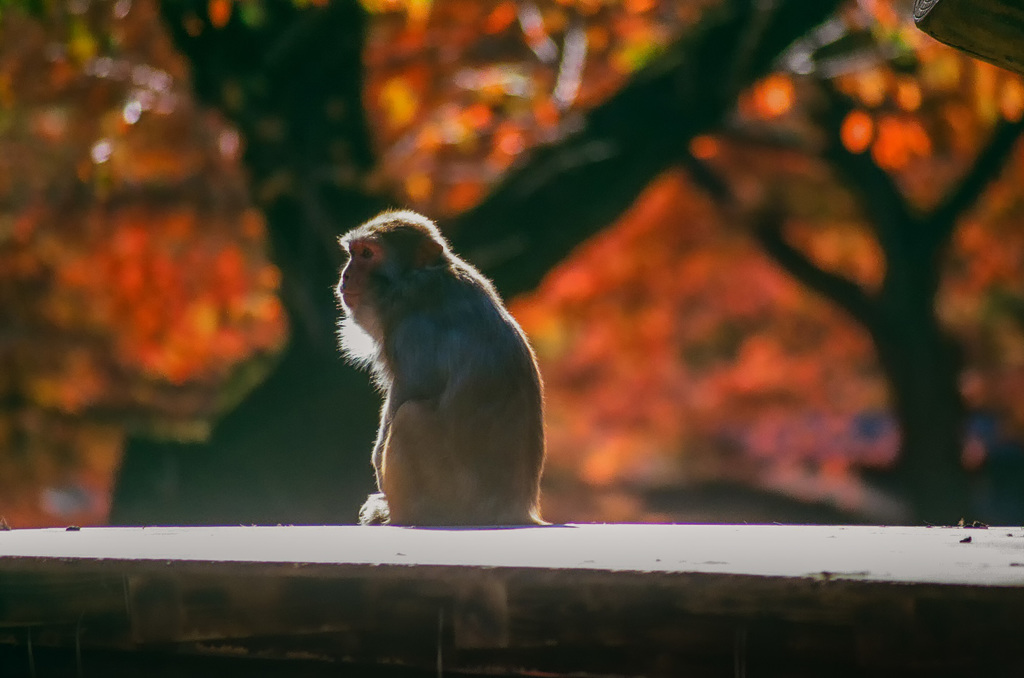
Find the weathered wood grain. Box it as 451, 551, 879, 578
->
1, 524, 1023, 676
915, 0, 1024, 75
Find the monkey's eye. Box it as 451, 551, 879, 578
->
348, 240, 381, 262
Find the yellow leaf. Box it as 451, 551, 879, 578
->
68, 20, 98, 65
405, 172, 431, 202
189, 300, 220, 339
1001, 79, 1024, 122
379, 77, 419, 130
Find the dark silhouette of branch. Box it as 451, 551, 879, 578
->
161, 0, 382, 350
753, 208, 880, 330
451, 0, 845, 297
817, 81, 1024, 295
815, 81, 918, 257
679, 145, 880, 333
929, 117, 1024, 246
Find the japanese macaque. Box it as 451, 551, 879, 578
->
336, 210, 546, 526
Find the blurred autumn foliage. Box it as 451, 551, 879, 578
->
364, 0, 715, 215
3, 0, 1024, 527
512, 172, 899, 521
0, 0, 285, 525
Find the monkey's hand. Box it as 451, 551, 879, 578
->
358, 492, 391, 525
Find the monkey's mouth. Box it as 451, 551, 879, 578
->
340, 290, 361, 310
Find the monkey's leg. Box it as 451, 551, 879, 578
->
381, 400, 462, 525
383, 401, 542, 526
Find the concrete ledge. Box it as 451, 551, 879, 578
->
1, 524, 1023, 676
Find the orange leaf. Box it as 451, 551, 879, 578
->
895, 79, 921, 112
446, 180, 484, 212
494, 123, 525, 156
533, 99, 559, 128
1001, 79, 1024, 122
405, 173, 432, 202
689, 135, 719, 160
208, 0, 231, 29
625, 0, 656, 12
462, 102, 493, 130
840, 110, 873, 154
752, 74, 794, 118
484, 2, 516, 34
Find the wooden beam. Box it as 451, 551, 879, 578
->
1, 524, 1024, 676
915, 0, 1024, 75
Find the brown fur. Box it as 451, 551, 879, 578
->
337, 210, 545, 526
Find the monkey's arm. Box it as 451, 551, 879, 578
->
370, 392, 393, 489
359, 407, 392, 524
388, 312, 451, 402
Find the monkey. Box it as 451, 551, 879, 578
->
335, 209, 546, 526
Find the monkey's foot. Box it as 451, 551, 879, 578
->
358, 492, 391, 525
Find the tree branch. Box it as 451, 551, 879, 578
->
815, 81, 918, 259
160, 0, 383, 351
679, 144, 880, 331
929, 116, 1024, 247
753, 208, 880, 330
451, 0, 846, 297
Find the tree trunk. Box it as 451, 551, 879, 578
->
870, 263, 968, 524
109, 331, 382, 526
111, 0, 384, 525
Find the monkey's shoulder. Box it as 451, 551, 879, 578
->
391, 278, 524, 353
393, 292, 515, 345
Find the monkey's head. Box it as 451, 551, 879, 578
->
336, 210, 448, 340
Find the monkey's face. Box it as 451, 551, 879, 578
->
337, 220, 447, 348
337, 237, 383, 314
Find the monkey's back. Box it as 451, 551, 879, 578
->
385, 263, 545, 525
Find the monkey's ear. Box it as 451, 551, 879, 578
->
414, 238, 443, 268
